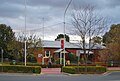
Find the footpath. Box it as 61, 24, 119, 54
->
107, 67, 120, 71
41, 67, 120, 74
41, 68, 62, 74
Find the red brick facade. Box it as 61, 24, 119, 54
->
34, 47, 101, 64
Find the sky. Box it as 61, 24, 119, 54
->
0, 0, 120, 41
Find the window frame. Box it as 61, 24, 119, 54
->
45, 50, 51, 57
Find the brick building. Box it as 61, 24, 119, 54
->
33, 40, 105, 64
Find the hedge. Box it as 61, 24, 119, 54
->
0, 65, 41, 74
13, 63, 63, 68
62, 66, 107, 74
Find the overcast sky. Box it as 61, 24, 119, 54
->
0, 0, 120, 41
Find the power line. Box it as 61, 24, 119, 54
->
13, 22, 64, 32
29, 22, 63, 31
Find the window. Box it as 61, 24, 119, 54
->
45, 50, 51, 57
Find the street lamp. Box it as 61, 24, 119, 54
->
63, 0, 72, 67
0, 47, 3, 64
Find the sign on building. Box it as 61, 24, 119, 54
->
38, 54, 42, 58
76, 50, 80, 56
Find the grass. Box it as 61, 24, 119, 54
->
0, 63, 10, 65
107, 70, 120, 72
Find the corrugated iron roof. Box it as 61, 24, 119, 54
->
42, 40, 81, 49
35, 40, 105, 49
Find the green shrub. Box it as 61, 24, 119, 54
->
12, 63, 63, 68
62, 66, 76, 74
0, 65, 41, 74
56, 58, 65, 64
68, 53, 77, 63
62, 66, 106, 74
27, 54, 37, 63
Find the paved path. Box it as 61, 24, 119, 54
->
41, 67, 120, 74
41, 68, 61, 74
107, 67, 120, 71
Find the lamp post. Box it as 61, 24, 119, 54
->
0, 47, 3, 64
24, 0, 27, 66
63, 0, 72, 67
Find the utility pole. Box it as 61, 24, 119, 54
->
63, 0, 72, 67
43, 18, 45, 40
42, 18, 45, 65
24, 0, 27, 66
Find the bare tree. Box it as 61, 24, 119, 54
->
71, 5, 108, 65
99, 49, 111, 64
12, 32, 43, 63
27, 34, 43, 55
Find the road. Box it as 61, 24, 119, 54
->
0, 72, 120, 81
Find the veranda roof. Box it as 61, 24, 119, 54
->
80, 50, 93, 54
54, 49, 69, 53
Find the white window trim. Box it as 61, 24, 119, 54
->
45, 51, 51, 57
